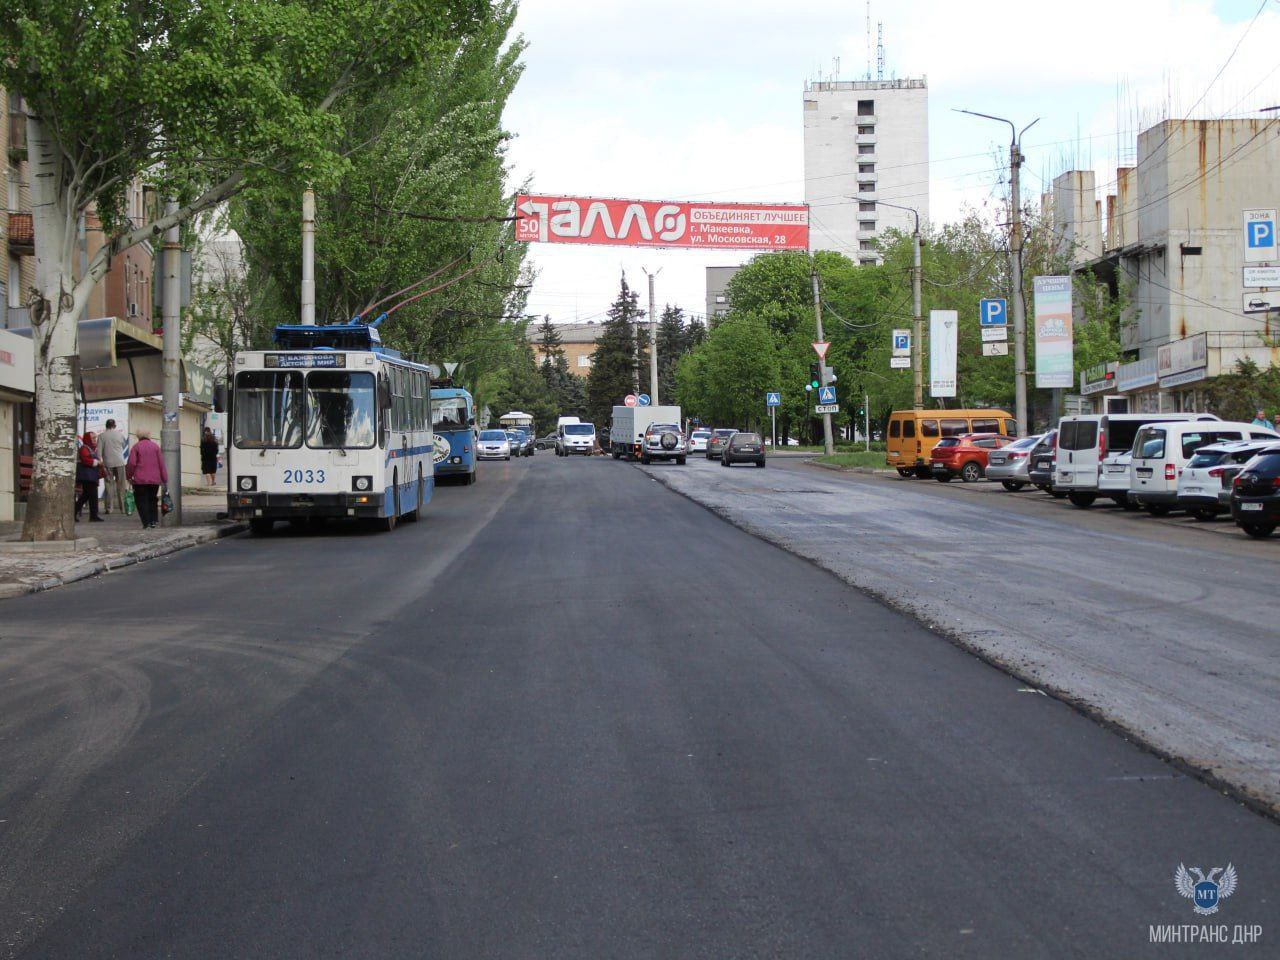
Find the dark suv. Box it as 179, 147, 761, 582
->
1230, 445, 1280, 538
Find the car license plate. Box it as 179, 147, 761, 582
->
1107, 465, 1126, 473
1241, 502, 1264, 511
1183, 487, 1202, 495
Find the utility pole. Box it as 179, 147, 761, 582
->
301, 186, 316, 325
642, 267, 660, 403
810, 266, 834, 456
161, 200, 183, 526
956, 110, 1039, 436
911, 229, 923, 409
864, 390, 871, 452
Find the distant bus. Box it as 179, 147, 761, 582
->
431, 386, 477, 484
227, 323, 434, 534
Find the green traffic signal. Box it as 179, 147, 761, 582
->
808, 362, 821, 390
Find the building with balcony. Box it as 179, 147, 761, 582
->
803, 78, 929, 264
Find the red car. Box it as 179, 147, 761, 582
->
930, 432, 1012, 482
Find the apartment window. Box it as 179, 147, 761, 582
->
577, 355, 591, 368
857, 99, 874, 116
714, 294, 726, 304
859, 202, 876, 213
858, 163, 875, 174
860, 241, 874, 251
859, 258, 877, 266
857, 125, 874, 135
859, 221, 876, 231
858, 144, 875, 155
858, 182, 875, 193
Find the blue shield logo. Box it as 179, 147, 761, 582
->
1194, 881, 1219, 913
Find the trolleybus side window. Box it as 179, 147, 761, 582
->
304, 371, 376, 449
234, 371, 304, 449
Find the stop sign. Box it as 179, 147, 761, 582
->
624, 394, 638, 407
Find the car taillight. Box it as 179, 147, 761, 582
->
1207, 467, 1224, 478
1009, 452, 1027, 460
1098, 429, 1106, 454
1164, 464, 1176, 481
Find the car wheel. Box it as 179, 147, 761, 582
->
405, 466, 423, 521
1001, 480, 1025, 492
1241, 522, 1276, 539
1145, 503, 1171, 517
249, 518, 274, 536
960, 461, 983, 483
897, 468, 914, 479
1068, 492, 1096, 509
914, 467, 931, 480
1191, 507, 1219, 522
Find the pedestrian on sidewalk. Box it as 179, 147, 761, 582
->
1251, 407, 1275, 431
200, 427, 219, 487
74, 432, 105, 523
126, 428, 168, 529
98, 418, 128, 514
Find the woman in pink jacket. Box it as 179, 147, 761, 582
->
126, 428, 168, 529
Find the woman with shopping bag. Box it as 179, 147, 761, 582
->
125, 428, 168, 529
74, 432, 105, 522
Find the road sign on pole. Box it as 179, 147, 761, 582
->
981, 326, 1008, 342
891, 329, 911, 356
1244, 209, 1277, 264
1243, 266, 1280, 288
818, 385, 837, 405
814, 403, 839, 415
624, 394, 637, 407
980, 298, 1008, 326
982, 341, 1010, 357
637, 393, 651, 406
765, 391, 781, 407
812, 341, 830, 360
889, 356, 911, 369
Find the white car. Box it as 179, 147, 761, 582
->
688, 429, 712, 453
1177, 439, 1279, 521
476, 429, 511, 460
1132, 420, 1280, 514
556, 421, 596, 456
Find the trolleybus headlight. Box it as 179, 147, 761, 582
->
237, 476, 256, 491
451, 456, 461, 464
352, 475, 372, 491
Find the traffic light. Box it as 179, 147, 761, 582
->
808, 362, 821, 391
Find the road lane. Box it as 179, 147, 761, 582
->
4, 454, 1278, 958
642, 456, 1280, 814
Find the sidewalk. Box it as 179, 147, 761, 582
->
0, 490, 245, 600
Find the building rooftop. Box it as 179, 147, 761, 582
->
804, 78, 926, 93
527, 321, 606, 345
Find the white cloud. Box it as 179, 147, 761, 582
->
506, 0, 1280, 323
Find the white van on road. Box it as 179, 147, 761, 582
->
1054, 413, 1219, 509
1130, 420, 1280, 514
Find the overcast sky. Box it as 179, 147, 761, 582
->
504, 0, 1280, 326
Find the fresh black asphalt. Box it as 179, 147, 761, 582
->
1, 455, 1276, 958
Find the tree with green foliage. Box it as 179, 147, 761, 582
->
536, 316, 584, 418
488, 335, 557, 435
676, 315, 778, 432
656, 305, 692, 405
585, 276, 644, 426
1, 0, 485, 540
1206, 359, 1280, 422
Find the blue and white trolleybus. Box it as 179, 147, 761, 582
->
228, 323, 434, 534
431, 385, 477, 484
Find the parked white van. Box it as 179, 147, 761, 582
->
1054, 413, 1219, 509
1129, 420, 1280, 514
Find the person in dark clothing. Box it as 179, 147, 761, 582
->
200, 427, 219, 486
75, 432, 105, 522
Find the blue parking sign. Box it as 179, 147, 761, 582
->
980, 298, 1007, 326
1245, 209, 1277, 263
765, 391, 781, 407
892, 332, 910, 351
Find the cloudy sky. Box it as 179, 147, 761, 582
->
504, 0, 1280, 325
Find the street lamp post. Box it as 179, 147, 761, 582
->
956, 109, 1039, 437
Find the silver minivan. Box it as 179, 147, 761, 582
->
1055, 413, 1219, 508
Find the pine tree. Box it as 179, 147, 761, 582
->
537, 315, 585, 418
586, 274, 644, 425
656, 305, 687, 405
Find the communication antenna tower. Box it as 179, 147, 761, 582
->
866, 0, 872, 80
877, 22, 885, 81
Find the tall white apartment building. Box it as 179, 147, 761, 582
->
803, 78, 929, 263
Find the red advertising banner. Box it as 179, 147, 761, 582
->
515, 194, 809, 251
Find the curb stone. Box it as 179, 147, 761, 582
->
0, 522, 248, 600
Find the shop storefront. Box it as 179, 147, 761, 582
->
0, 329, 34, 522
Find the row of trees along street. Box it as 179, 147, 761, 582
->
673, 211, 1131, 443
1, 0, 536, 541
